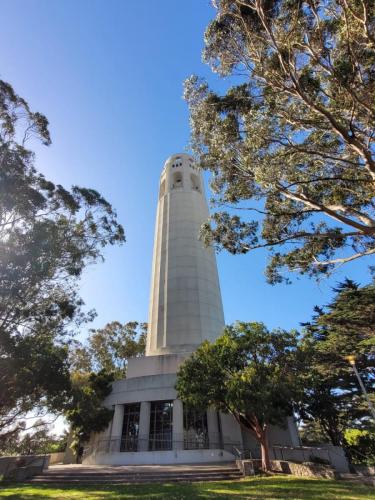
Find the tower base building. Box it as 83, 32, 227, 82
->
82, 154, 300, 465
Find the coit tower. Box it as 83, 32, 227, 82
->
146, 153, 225, 356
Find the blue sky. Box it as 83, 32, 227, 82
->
1, 0, 372, 342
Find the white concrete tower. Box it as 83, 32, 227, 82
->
146, 153, 225, 356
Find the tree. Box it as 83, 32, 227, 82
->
185, 0, 375, 283
176, 322, 300, 471
0, 79, 125, 440
65, 322, 145, 459
64, 371, 114, 462
298, 279, 375, 458
344, 428, 375, 465
0, 420, 68, 456
0, 333, 71, 448
305, 278, 375, 353
299, 419, 329, 446
70, 321, 146, 379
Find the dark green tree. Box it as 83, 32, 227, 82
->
185, 0, 375, 283
299, 419, 329, 446
70, 321, 147, 379
176, 322, 300, 471
64, 371, 114, 462
298, 279, 374, 458
0, 80, 125, 440
344, 428, 375, 465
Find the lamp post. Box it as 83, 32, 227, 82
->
345, 355, 375, 421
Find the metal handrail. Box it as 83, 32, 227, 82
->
83, 435, 243, 459
272, 444, 331, 463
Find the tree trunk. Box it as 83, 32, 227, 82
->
259, 429, 272, 472
236, 413, 273, 472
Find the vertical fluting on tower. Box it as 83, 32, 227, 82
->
146, 153, 225, 356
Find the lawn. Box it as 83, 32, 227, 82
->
0, 476, 374, 500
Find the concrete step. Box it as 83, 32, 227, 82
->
37, 469, 240, 477
28, 464, 243, 484
29, 475, 242, 484
31, 471, 242, 478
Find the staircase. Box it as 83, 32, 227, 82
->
29, 463, 243, 484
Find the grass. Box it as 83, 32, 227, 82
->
0, 476, 374, 500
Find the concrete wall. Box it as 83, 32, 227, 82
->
127, 354, 188, 379
239, 459, 336, 479
272, 445, 349, 473
49, 452, 65, 465
0, 455, 49, 480
267, 418, 301, 452
63, 431, 76, 464
220, 413, 243, 451
238, 418, 301, 459
83, 448, 235, 466
104, 373, 177, 407
146, 153, 225, 356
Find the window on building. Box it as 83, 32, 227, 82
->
149, 400, 173, 451
120, 403, 140, 452
190, 173, 200, 192
183, 406, 209, 449
172, 171, 183, 188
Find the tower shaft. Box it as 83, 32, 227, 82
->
146, 154, 224, 356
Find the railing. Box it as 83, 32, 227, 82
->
83, 434, 242, 460
273, 445, 331, 463
232, 445, 259, 460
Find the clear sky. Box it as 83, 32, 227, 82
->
1, 0, 372, 343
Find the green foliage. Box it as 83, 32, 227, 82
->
299, 420, 329, 446
0, 421, 68, 456
0, 79, 125, 440
298, 279, 374, 456
64, 371, 114, 458
186, 0, 375, 283
344, 428, 375, 465
176, 322, 300, 470
70, 321, 146, 379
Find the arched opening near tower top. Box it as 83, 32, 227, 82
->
173, 171, 183, 188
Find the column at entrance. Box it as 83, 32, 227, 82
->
172, 399, 184, 450
138, 401, 151, 451
110, 404, 124, 452
207, 409, 220, 449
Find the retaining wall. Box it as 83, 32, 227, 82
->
0, 455, 49, 481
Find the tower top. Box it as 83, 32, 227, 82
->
161, 153, 197, 175
159, 153, 202, 198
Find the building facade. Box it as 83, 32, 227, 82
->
82, 154, 300, 465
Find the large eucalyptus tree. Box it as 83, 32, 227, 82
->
186, 0, 375, 283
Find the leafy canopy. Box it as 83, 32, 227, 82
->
69, 321, 146, 379
0, 420, 68, 456
64, 371, 115, 457
186, 0, 375, 283
298, 279, 375, 450
70, 321, 147, 379
176, 322, 300, 470
0, 79, 125, 440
